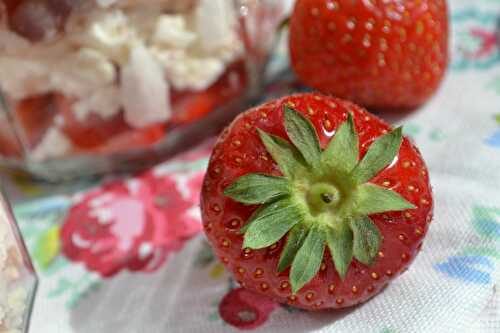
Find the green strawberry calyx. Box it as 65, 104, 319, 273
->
224, 105, 415, 294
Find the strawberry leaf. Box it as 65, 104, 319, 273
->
258, 129, 305, 178
243, 199, 303, 249
351, 127, 403, 184
356, 183, 415, 215
322, 113, 359, 174
283, 106, 322, 168
290, 225, 325, 293
349, 216, 382, 266
240, 205, 266, 234
224, 174, 290, 205
326, 225, 353, 279
277, 224, 308, 272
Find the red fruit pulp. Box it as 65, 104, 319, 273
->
171, 61, 247, 126
4, 60, 245, 158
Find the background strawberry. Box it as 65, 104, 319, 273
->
289, 0, 449, 110
201, 93, 433, 310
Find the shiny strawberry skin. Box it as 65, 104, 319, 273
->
201, 93, 433, 310
289, 0, 449, 110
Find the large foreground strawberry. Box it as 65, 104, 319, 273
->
289, 0, 449, 110
201, 93, 433, 310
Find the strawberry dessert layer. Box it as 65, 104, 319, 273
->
0, 0, 245, 160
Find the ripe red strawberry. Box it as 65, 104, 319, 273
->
289, 0, 449, 110
201, 93, 433, 310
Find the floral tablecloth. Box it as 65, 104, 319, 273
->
4, 0, 500, 332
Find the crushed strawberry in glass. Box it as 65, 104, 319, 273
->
0, 0, 284, 178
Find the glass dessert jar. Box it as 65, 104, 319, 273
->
0, 0, 286, 180
0, 188, 37, 332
